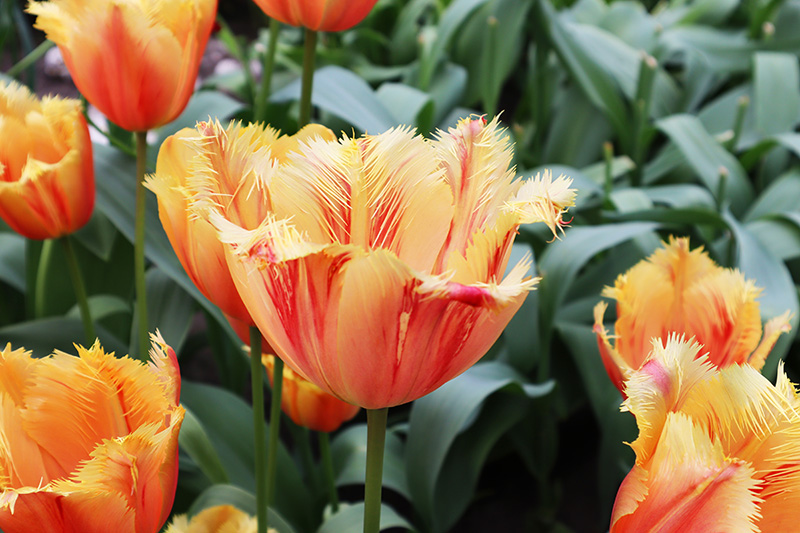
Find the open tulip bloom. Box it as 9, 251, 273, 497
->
0, 333, 184, 533
611, 335, 800, 532
166, 505, 261, 533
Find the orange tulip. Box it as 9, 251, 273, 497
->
0, 81, 94, 240
204, 116, 575, 409
611, 335, 800, 532
145, 122, 336, 324
263, 354, 359, 432
251, 0, 379, 32
166, 505, 261, 533
594, 236, 792, 393
0, 333, 184, 533
28, 0, 217, 132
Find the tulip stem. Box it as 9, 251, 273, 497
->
363, 408, 388, 533
254, 18, 280, 123
298, 29, 318, 128
6, 39, 54, 79
134, 131, 149, 359
266, 355, 284, 509
319, 431, 339, 513
60, 236, 95, 344
250, 327, 268, 533
34, 238, 55, 319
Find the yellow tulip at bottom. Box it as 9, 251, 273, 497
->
611, 335, 800, 532
166, 505, 267, 533
0, 334, 184, 533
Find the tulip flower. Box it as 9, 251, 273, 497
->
251, 0, 379, 32
146, 122, 336, 324
0, 333, 184, 533
0, 81, 93, 240
594, 236, 792, 393
611, 335, 800, 532
27, 0, 217, 132
263, 354, 359, 432
202, 116, 575, 409
166, 505, 263, 533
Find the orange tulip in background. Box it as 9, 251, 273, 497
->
251, 0, 379, 32
166, 505, 262, 533
594, 236, 792, 393
0, 333, 184, 533
145, 122, 336, 324
611, 335, 800, 532
263, 354, 359, 432
203, 116, 575, 409
27, 0, 217, 132
0, 81, 94, 240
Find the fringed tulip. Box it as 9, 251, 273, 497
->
166, 505, 262, 533
0, 81, 93, 240
0, 333, 184, 533
594, 236, 791, 393
200, 116, 574, 409
145, 122, 336, 323
263, 354, 359, 432
27, 0, 217, 132
251, 0, 379, 32
611, 335, 800, 532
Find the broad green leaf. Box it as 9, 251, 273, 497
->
317, 502, 413, 533
753, 53, 800, 136
0, 317, 127, 355
132, 268, 195, 356
179, 407, 230, 485
331, 425, 409, 498
745, 168, 800, 221
66, 294, 129, 322
187, 484, 297, 533
543, 85, 612, 167
642, 184, 717, 209
271, 66, 396, 133
0, 233, 25, 292
745, 218, 800, 261
427, 62, 468, 127
73, 211, 118, 261
657, 114, 753, 215
156, 90, 244, 145
375, 82, 433, 133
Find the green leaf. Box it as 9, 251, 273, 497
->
66, 295, 129, 322
753, 52, 800, 136
73, 211, 118, 261
375, 82, 434, 134
134, 268, 196, 356
0, 317, 128, 355
187, 484, 297, 533
179, 407, 230, 485
0, 233, 25, 292
745, 218, 800, 261
745, 168, 800, 221
317, 502, 413, 533
642, 184, 717, 209
331, 425, 409, 499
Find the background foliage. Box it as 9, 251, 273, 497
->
2, 0, 800, 530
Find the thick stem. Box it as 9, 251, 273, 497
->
134, 131, 149, 359
250, 327, 268, 533
266, 356, 284, 509
60, 236, 96, 344
34, 238, 55, 319
254, 18, 281, 123
363, 408, 388, 533
319, 431, 339, 513
298, 29, 318, 128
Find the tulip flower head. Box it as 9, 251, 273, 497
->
594, 237, 792, 393
0, 333, 184, 533
166, 505, 266, 533
263, 353, 359, 432
198, 116, 575, 409
0, 81, 94, 240
146, 122, 336, 324
611, 335, 800, 532
251, 0, 379, 32
28, 0, 217, 132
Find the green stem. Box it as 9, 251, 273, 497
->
631, 53, 657, 188
725, 95, 750, 152
134, 131, 149, 359
250, 327, 268, 533
363, 408, 388, 533
6, 40, 55, 79
254, 18, 281, 123
34, 238, 55, 319
298, 29, 318, 128
294, 426, 320, 490
266, 355, 284, 510
319, 431, 339, 513
60, 236, 95, 344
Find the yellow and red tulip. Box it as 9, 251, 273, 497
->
0, 81, 94, 240
165, 505, 262, 533
0, 333, 184, 533
251, 0, 379, 32
611, 335, 800, 532
145, 122, 335, 324
594, 237, 791, 393
198, 116, 574, 409
28, 0, 217, 132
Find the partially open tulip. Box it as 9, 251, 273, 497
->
251, 0, 379, 32
166, 505, 263, 533
611, 335, 800, 532
28, 0, 217, 132
0, 81, 93, 240
0, 333, 184, 533
594, 236, 792, 393
146, 122, 335, 323
263, 354, 359, 432
202, 116, 575, 409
